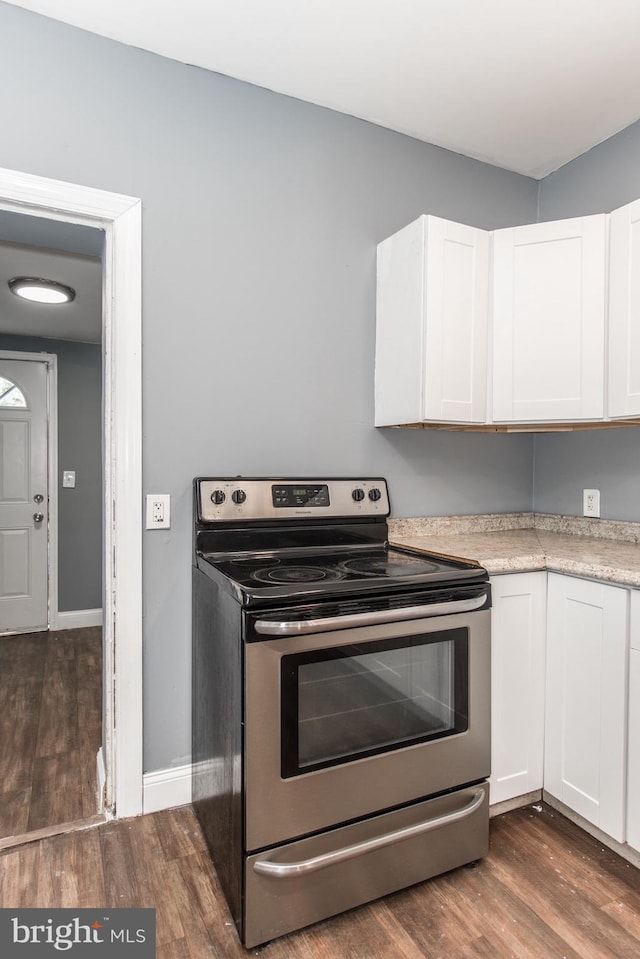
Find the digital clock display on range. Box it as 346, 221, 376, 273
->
272, 484, 330, 508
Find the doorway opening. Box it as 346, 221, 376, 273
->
0, 339, 101, 837
0, 166, 143, 844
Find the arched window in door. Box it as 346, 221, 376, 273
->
0, 376, 28, 408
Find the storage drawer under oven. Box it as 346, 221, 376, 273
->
244, 606, 491, 851
244, 782, 489, 948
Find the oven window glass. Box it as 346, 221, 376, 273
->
280, 628, 468, 777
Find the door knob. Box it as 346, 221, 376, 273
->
33, 512, 44, 524
33, 493, 44, 503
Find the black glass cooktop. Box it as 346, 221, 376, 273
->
200, 546, 484, 597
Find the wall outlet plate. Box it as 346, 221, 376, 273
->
583, 488, 600, 518
146, 493, 170, 529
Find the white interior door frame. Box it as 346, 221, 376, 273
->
0, 166, 143, 818
0, 350, 57, 634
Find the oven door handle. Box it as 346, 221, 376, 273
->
254, 593, 487, 636
252, 788, 485, 879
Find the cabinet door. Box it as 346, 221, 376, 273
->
545, 574, 628, 842
608, 199, 640, 418
489, 573, 546, 805
422, 216, 489, 423
375, 215, 489, 426
492, 216, 606, 423
627, 592, 640, 852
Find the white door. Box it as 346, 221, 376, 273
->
422, 216, 490, 423
492, 215, 606, 422
0, 358, 48, 633
544, 574, 628, 842
608, 198, 640, 418
489, 572, 546, 805
375, 214, 489, 426
628, 592, 640, 852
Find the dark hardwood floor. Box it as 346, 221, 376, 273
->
0, 627, 102, 837
1, 802, 639, 958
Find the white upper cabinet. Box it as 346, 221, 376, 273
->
608, 199, 640, 418
375, 207, 640, 429
492, 216, 607, 423
376, 215, 490, 426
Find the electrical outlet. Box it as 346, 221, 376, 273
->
145, 493, 170, 529
583, 488, 600, 518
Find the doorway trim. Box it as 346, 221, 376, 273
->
0, 166, 143, 818
0, 350, 57, 634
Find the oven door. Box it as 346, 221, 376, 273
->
244, 595, 490, 851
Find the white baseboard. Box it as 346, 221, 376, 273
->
55, 608, 103, 630
143, 763, 192, 814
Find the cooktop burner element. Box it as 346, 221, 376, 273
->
252, 565, 345, 585
339, 556, 441, 577
198, 545, 485, 605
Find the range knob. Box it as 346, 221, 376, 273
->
368, 488, 382, 502
352, 488, 365, 502
232, 489, 247, 505
210, 489, 226, 505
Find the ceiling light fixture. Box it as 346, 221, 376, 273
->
8, 276, 76, 304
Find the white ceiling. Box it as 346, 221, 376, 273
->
6, 0, 640, 177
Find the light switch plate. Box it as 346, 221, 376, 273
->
62, 470, 76, 489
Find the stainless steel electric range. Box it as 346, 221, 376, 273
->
192, 477, 491, 948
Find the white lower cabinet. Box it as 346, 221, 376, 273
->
489, 572, 547, 805
627, 592, 640, 852
544, 573, 628, 842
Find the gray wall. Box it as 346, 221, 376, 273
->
0, 3, 539, 772
538, 120, 640, 221
535, 119, 640, 521
0, 334, 103, 608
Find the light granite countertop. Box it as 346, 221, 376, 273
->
388, 513, 640, 588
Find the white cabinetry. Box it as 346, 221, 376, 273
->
608, 199, 640, 418
628, 591, 640, 852
375, 215, 489, 426
492, 216, 607, 423
544, 573, 628, 842
489, 572, 546, 805
375, 211, 617, 429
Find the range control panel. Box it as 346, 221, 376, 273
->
272, 484, 330, 508
196, 477, 390, 523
